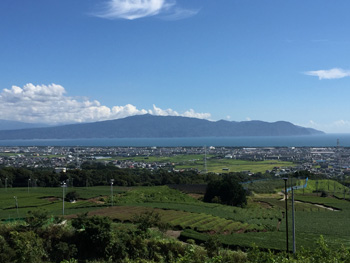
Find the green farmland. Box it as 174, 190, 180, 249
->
2, 179, 350, 252
117, 154, 294, 173
177, 159, 294, 173
0, 186, 126, 220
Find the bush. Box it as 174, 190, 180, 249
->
132, 211, 167, 233
320, 191, 328, 197
72, 214, 112, 260
8, 230, 47, 263
25, 209, 49, 230
204, 235, 221, 258
65, 191, 80, 202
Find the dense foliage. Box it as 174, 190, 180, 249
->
0, 164, 212, 188
204, 174, 247, 207
2, 165, 346, 263
1, 210, 350, 263
0, 163, 269, 188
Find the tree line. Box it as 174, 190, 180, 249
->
0, 162, 264, 188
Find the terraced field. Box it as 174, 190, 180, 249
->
88, 206, 257, 234
2, 179, 350, 252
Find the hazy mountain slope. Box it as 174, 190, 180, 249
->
0, 119, 51, 131
0, 114, 324, 140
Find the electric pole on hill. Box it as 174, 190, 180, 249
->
204, 146, 207, 174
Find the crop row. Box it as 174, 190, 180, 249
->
88, 205, 260, 234
180, 228, 350, 251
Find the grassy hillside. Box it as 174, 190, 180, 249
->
2, 181, 350, 252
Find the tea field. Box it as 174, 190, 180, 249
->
1, 179, 350, 252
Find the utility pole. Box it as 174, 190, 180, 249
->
62, 182, 67, 215
14, 196, 19, 219
292, 186, 296, 254
283, 178, 289, 252
110, 179, 114, 206
204, 146, 207, 174
28, 178, 31, 193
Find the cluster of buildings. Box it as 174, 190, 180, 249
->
0, 146, 349, 177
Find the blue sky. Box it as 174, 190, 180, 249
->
0, 0, 350, 133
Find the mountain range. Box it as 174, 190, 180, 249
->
0, 119, 51, 131
0, 114, 324, 140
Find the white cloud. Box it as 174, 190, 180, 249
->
307, 120, 318, 127
0, 83, 211, 124
147, 105, 210, 119
94, 0, 198, 20
297, 119, 350, 133
304, 68, 350, 80
182, 109, 211, 119
149, 104, 179, 116
333, 120, 350, 127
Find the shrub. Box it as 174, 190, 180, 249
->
320, 191, 328, 197
25, 209, 49, 230
8, 230, 47, 263
72, 214, 112, 260
65, 191, 80, 202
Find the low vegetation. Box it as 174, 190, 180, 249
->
1, 165, 350, 262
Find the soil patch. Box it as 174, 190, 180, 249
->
187, 193, 203, 200
294, 200, 340, 211
47, 197, 59, 202
255, 200, 273, 209
88, 196, 106, 204
165, 230, 182, 239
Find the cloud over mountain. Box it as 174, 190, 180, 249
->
0, 83, 210, 124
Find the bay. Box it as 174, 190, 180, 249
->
0, 134, 349, 147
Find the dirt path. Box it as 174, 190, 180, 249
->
278, 192, 339, 211
279, 192, 288, 201
294, 200, 339, 211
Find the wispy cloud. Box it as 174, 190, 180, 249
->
298, 119, 350, 133
160, 7, 200, 21
333, 120, 350, 128
311, 39, 329, 43
304, 68, 350, 80
0, 83, 211, 124
94, 0, 199, 20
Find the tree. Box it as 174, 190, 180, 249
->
203, 174, 247, 207
65, 191, 80, 202
8, 231, 47, 263
132, 210, 169, 233
71, 214, 112, 260
25, 210, 49, 230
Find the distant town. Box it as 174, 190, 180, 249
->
1, 146, 349, 178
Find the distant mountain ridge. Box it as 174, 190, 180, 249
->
0, 114, 324, 140
0, 119, 51, 131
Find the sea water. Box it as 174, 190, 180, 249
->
0, 134, 349, 147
